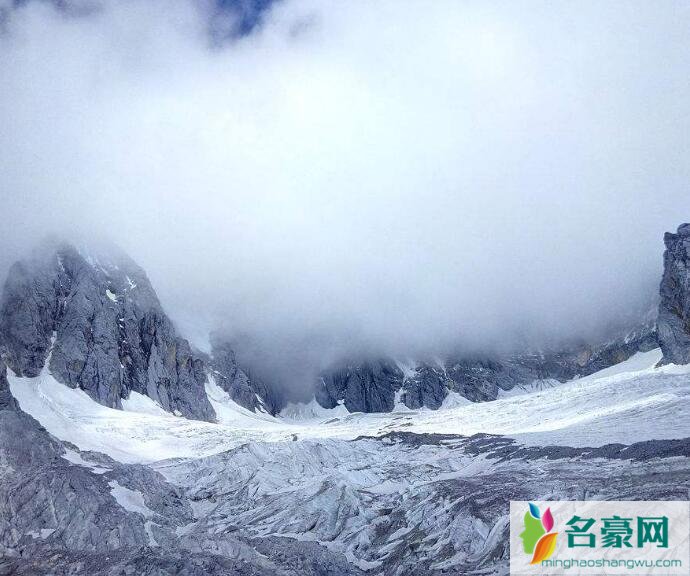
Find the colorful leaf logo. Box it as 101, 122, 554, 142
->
531, 532, 558, 564
521, 503, 558, 564
542, 507, 554, 532
529, 502, 541, 519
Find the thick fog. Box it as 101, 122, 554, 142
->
1, 0, 689, 383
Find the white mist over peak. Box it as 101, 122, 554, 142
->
1, 0, 689, 386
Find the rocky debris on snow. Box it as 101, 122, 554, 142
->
162, 434, 690, 576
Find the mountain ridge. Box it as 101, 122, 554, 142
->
1, 225, 689, 576
1, 225, 688, 421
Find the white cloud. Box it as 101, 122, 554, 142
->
1, 0, 689, 383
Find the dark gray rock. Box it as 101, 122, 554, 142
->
0, 370, 360, 575
209, 337, 278, 414
450, 320, 657, 404
1, 361, 256, 575
0, 550, 280, 576
400, 365, 449, 409
0, 359, 18, 412
315, 360, 403, 413
168, 434, 690, 576
0, 248, 61, 379
2, 351, 689, 576
0, 368, 146, 559
658, 223, 690, 365
444, 356, 532, 402
0, 241, 214, 421
315, 317, 657, 412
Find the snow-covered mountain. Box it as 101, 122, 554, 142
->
0, 239, 660, 421
3, 340, 689, 574
0, 241, 273, 421
1, 224, 689, 575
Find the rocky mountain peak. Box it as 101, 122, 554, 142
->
675, 223, 690, 237
657, 223, 690, 365
0, 240, 215, 421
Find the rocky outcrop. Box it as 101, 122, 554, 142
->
657, 223, 690, 365
399, 365, 450, 409
315, 318, 658, 413
1, 357, 264, 576
168, 433, 690, 576
210, 337, 279, 414
0, 359, 18, 412
0, 228, 665, 420
0, 241, 215, 421
315, 360, 403, 413
2, 356, 363, 575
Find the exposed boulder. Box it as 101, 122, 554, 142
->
0, 241, 215, 421
657, 223, 690, 365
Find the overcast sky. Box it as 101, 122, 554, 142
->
1, 0, 689, 381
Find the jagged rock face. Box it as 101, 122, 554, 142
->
315, 361, 403, 413
515, 326, 658, 383
315, 320, 657, 413
450, 356, 544, 401
400, 366, 449, 409
166, 434, 690, 576
1, 361, 248, 575
1, 361, 145, 557
0, 242, 215, 421
210, 338, 279, 414
0, 359, 18, 412
658, 223, 690, 365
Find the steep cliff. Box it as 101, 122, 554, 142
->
0, 242, 215, 421
657, 223, 690, 365
314, 317, 657, 413
210, 336, 280, 414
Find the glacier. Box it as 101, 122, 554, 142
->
2, 348, 689, 574
8, 348, 690, 464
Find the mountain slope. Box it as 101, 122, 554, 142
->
209, 336, 280, 415
3, 350, 689, 575
8, 346, 690, 463
1, 225, 689, 575
0, 241, 215, 421
313, 315, 658, 413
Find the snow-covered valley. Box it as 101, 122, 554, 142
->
3, 1, 690, 572
2, 348, 689, 575
8, 348, 690, 464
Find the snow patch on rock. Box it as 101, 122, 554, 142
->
109, 480, 154, 518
